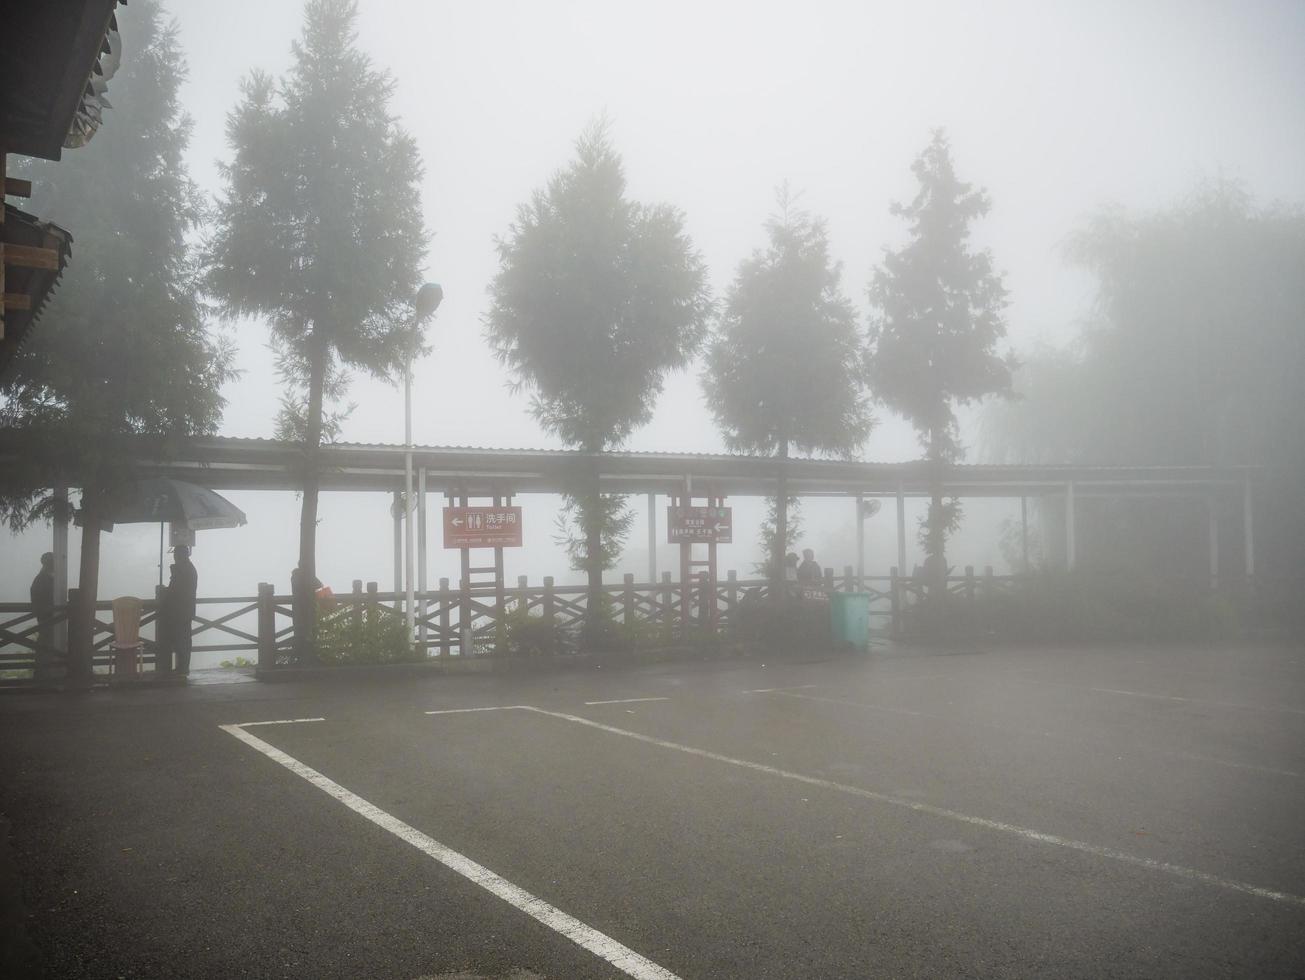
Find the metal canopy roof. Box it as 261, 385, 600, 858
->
88, 435, 1257, 500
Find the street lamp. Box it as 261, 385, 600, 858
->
406, 282, 443, 644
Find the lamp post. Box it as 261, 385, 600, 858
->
406, 282, 443, 644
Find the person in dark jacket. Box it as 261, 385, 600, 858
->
166, 546, 198, 675
31, 553, 56, 681
796, 548, 822, 584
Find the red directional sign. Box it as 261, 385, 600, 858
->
443, 506, 523, 549
667, 505, 732, 544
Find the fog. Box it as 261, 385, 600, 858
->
5, 0, 1305, 638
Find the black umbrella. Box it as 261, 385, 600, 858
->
109, 477, 247, 530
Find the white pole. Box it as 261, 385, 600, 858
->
404, 356, 415, 641
418, 466, 428, 649
1243, 477, 1255, 578
895, 482, 906, 575
856, 493, 865, 589
647, 491, 656, 584
1065, 482, 1077, 571
392, 492, 402, 609
1208, 495, 1219, 591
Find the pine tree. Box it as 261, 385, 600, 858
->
703, 187, 871, 600
208, 0, 428, 660
0, 0, 233, 682
867, 131, 1013, 595
486, 120, 710, 642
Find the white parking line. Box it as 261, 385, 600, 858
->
768, 690, 1304, 779
425, 706, 524, 715
584, 697, 671, 706
220, 722, 681, 980
1018, 678, 1305, 716
507, 706, 1305, 909
234, 718, 326, 727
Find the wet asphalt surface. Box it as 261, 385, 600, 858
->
2, 641, 1304, 979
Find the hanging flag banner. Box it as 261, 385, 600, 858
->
443, 506, 523, 549
667, 505, 732, 543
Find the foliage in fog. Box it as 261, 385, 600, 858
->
486, 120, 711, 633
0, 0, 233, 678
866, 131, 1013, 589
703, 186, 871, 594
983, 181, 1305, 606
207, 0, 427, 660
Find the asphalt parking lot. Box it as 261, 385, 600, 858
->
2, 641, 1304, 979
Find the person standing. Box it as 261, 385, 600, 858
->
167, 546, 198, 676
30, 553, 56, 682
797, 548, 822, 584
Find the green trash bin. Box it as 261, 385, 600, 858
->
830, 592, 872, 650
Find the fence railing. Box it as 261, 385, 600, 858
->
1, 565, 1018, 685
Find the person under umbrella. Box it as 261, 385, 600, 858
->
164, 546, 198, 676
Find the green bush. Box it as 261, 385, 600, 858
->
736, 595, 833, 655
495, 605, 564, 658
970, 570, 1246, 642
316, 604, 421, 664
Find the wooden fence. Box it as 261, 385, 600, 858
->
1, 565, 1018, 685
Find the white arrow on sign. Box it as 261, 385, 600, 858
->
451, 518, 464, 527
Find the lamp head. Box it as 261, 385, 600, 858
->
415, 282, 443, 321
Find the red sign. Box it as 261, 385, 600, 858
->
668, 506, 732, 544
443, 506, 523, 549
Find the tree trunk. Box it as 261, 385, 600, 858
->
582, 461, 603, 649
293, 335, 328, 663
772, 439, 789, 606
926, 427, 947, 602
68, 505, 101, 688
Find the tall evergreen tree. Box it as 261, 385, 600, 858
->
0, 0, 233, 683
703, 188, 871, 599
866, 131, 1013, 594
208, 0, 428, 660
486, 121, 710, 640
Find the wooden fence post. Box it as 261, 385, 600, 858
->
257, 582, 275, 670
542, 576, 555, 625
823, 568, 835, 594
153, 584, 169, 674
660, 571, 674, 640
726, 570, 738, 632
983, 565, 995, 634
438, 577, 451, 657
366, 581, 379, 614
351, 579, 363, 631
517, 575, 528, 613
696, 571, 709, 626
965, 565, 975, 604
844, 565, 855, 593
623, 573, 635, 624
889, 566, 901, 637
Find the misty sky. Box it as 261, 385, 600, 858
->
5, 0, 1305, 627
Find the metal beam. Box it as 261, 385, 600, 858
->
896, 482, 907, 575
418, 467, 428, 649
1065, 482, 1077, 571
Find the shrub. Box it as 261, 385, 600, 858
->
736, 594, 834, 655
495, 606, 564, 658
316, 604, 420, 664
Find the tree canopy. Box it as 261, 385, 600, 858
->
207, 0, 427, 659
486, 121, 710, 630
486, 120, 711, 454
703, 189, 870, 459
0, 0, 233, 677
703, 188, 870, 591
982, 181, 1305, 603
866, 132, 1012, 586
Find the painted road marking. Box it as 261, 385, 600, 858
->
584, 697, 671, 706
494, 706, 1305, 909
220, 722, 681, 980
234, 718, 326, 727
743, 684, 818, 694
768, 690, 1304, 779
425, 706, 524, 715
1017, 678, 1305, 716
